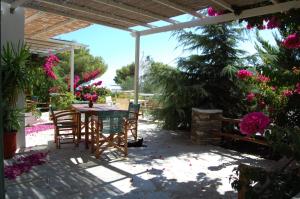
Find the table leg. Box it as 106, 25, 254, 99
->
85, 113, 89, 149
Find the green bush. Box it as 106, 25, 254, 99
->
50, 92, 75, 110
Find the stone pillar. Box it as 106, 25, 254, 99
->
190, 108, 223, 145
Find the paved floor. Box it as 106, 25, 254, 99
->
5, 117, 274, 199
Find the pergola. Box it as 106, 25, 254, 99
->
1, 0, 300, 196
4, 0, 300, 103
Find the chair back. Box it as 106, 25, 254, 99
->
128, 102, 140, 120
97, 110, 128, 134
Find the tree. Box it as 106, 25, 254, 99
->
148, 23, 248, 129
57, 48, 107, 85
114, 63, 135, 88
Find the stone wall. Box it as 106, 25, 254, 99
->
190, 108, 223, 144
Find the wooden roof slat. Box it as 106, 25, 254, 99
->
35, 0, 154, 28
25, 11, 45, 24
151, 0, 203, 18
31, 18, 76, 37
26, 3, 132, 32
209, 0, 234, 12
92, 0, 178, 24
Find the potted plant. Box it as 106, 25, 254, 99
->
1, 42, 31, 159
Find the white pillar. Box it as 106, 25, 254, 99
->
134, 33, 140, 104
1, 2, 25, 149
70, 47, 75, 94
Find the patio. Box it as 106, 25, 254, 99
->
5, 114, 273, 199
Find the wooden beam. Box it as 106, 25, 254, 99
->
25, 11, 45, 24
31, 18, 76, 37
25, 4, 133, 32
36, 0, 156, 28
92, 0, 178, 24
138, 0, 300, 36
10, 0, 30, 13
209, 0, 234, 12
151, 0, 203, 18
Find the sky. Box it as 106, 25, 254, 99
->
55, 21, 277, 88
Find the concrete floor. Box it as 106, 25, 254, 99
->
5, 116, 274, 199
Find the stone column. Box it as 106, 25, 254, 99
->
190, 108, 223, 145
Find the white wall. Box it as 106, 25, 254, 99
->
1, 2, 26, 148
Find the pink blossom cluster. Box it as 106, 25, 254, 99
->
239, 112, 270, 135
25, 124, 54, 136
237, 69, 253, 79
83, 69, 101, 83
207, 7, 222, 16
92, 80, 102, 87
294, 83, 300, 94
5, 152, 48, 180
246, 92, 255, 102
266, 16, 281, 29
43, 54, 60, 79
282, 33, 300, 49
84, 93, 98, 102
246, 16, 280, 30
282, 89, 293, 97
257, 74, 270, 83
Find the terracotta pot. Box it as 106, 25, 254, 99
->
4, 131, 17, 159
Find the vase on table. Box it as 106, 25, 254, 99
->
88, 100, 93, 108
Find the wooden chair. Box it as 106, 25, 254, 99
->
50, 106, 80, 148
127, 102, 140, 141
91, 110, 129, 158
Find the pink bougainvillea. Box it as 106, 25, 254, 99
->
294, 83, 300, 94
246, 93, 255, 102
25, 124, 54, 136
93, 80, 102, 87
83, 93, 98, 102
257, 74, 270, 83
282, 33, 300, 49
282, 89, 293, 97
43, 54, 60, 79
266, 16, 280, 29
239, 112, 270, 135
4, 152, 48, 180
237, 69, 253, 79
207, 7, 222, 16
83, 69, 101, 83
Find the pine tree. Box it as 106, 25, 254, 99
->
147, 23, 248, 129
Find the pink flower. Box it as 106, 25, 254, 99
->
257, 74, 270, 83
93, 80, 102, 86
294, 83, 300, 94
43, 54, 60, 79
237, 69, 253, 79
239, 112, 270, 135
207, 7, 222, 16
4, 152, 48, 180
246, 23, 253, 30
271, 86, 276, 91
83, 93, 98, 102
266, 16, 280, 29
282, 89, 293, 97
83, 69, 101, 83
282, 33, 300, 49
246, 93, 255, 102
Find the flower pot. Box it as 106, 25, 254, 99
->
4, 131, 17, 159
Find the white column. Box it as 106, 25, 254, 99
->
70, 47, 75, 94
134, 33, 140, 104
